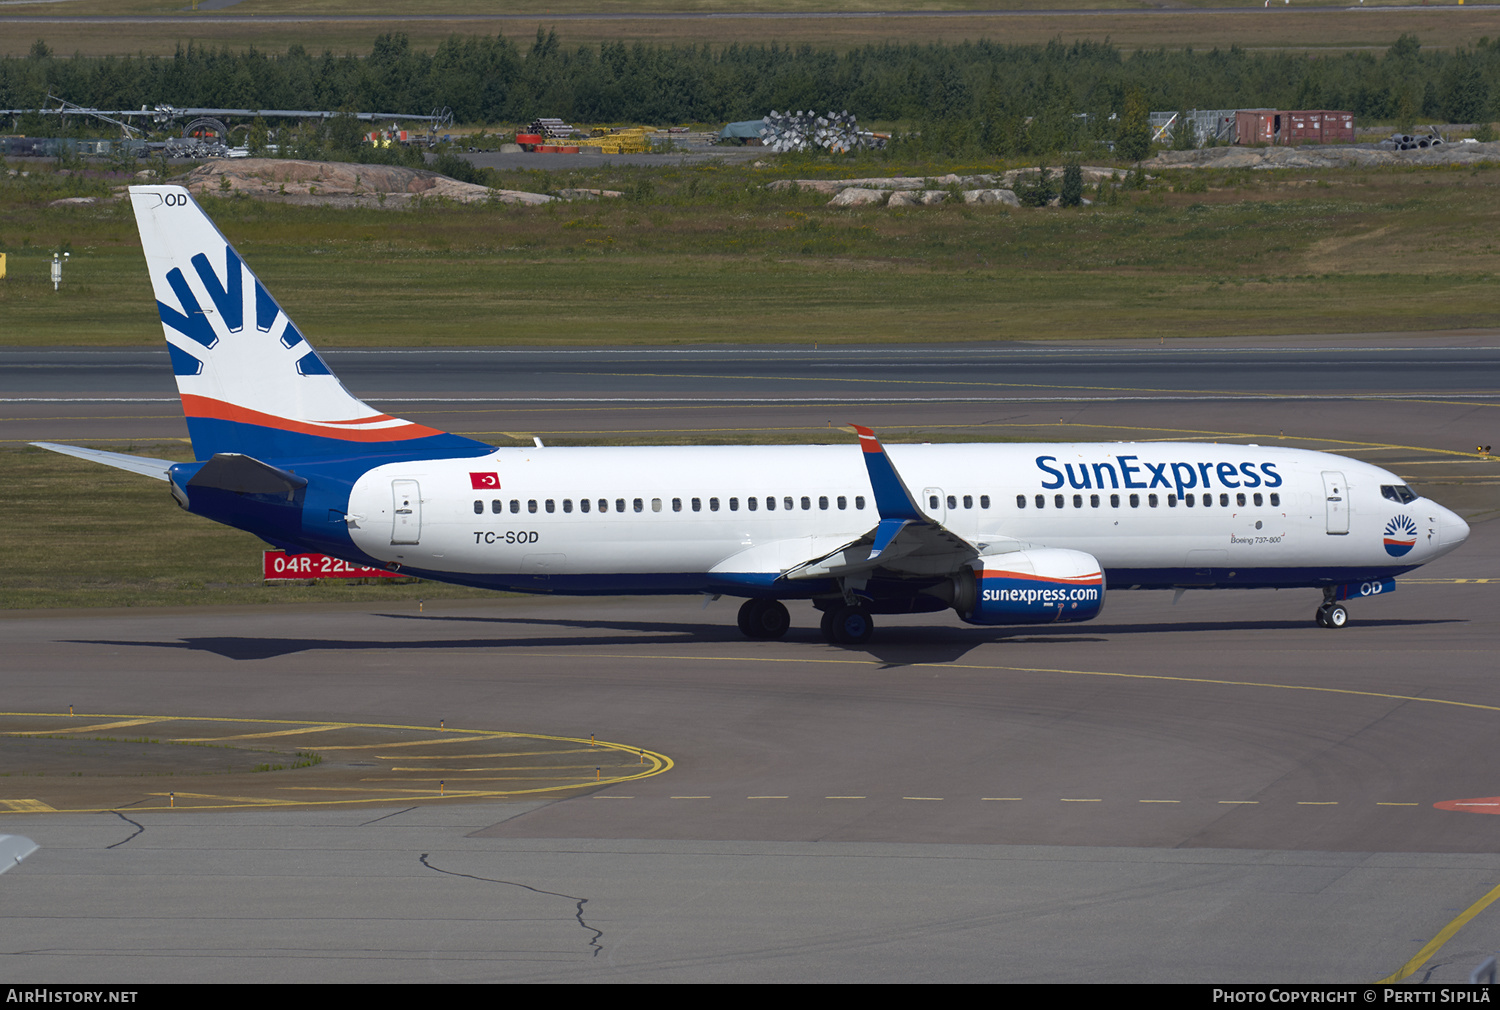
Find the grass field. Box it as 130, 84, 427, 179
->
4, 8, 1500, 58
0, 0, 1436, 16
5, 158, 1500, 347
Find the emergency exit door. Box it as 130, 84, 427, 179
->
391, 479, 422, 545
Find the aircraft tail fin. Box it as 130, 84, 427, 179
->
129, 185, 488, 461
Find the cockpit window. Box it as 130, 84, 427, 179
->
1381, 484, 1418, 504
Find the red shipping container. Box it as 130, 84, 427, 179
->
1236, 109, 1354, 146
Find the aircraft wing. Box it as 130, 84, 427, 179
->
31, 442, 175, 481
784, 425, 979, 580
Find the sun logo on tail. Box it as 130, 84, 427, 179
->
1383, 514, 1419, 557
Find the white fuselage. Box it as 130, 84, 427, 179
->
344, 442, 1468, 593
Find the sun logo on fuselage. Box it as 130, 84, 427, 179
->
1383, 514, 1419, 557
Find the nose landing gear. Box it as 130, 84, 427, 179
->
1315, 588, 1348, 629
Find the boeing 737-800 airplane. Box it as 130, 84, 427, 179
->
34, 186, 1470, 644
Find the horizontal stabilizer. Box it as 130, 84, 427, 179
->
30, 442, 174, 481
187, 453, 308, 499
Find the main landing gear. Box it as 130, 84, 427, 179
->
734, 598, 877, 645
1314, 587, 1348, 629
819, 604, 874, 646
737, 598, 791, 640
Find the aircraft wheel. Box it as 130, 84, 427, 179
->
1316, 603, 1348, 629
738, 599, 790, 640
819, 609, 838, 641
827, 604, 874, 646
1315, 607, 1330, 628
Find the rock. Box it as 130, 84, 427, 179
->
767, 179, 842, 194
888, 189, 950, 206
826, 187, 887, 207
556, 188, 625, 200
1143, 141, 1500, 171
962, 189, 1020, 207
181, 158, 553, 206
48, 196, 100, 206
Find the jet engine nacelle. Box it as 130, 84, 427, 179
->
950, 548, 1105, 626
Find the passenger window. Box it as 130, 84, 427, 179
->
946, 495, 956, 510
473, 500, 483, 515
598, 499, 608, 513
652, 498, 662, 512
1270, 493, 1280, 507
1017, 495, 1027, 509
1129, 494, 1140, 508
1035, 494, 1045, 508
929, 495, 939, 509
1110, 494, 1120, 507
1054, 494, 1064, 509
765, 496, 776, 511
1202, 494, 1212, 508
563, 499, 572, 513
1073, 494, 1083, 508
528, 499, 538, 513
963, 495, 972, 509
545, 499, 555, 513
1184, 494, 1194, 507
1236, 493, 1246, 507
511, 499, 520, 513
1253, 493, 1262, 507
979, 495, 989, 509
1090, 494, 1100, 508
616, 498, 626, 513
837, 496, 847, 510
581, 499, 591, 513
692, 498, 701, 512
1167, 494, 1177, 507
633, 498, 643, 513
1220, 493, 1229, 507
729, 498, 739, 511
672, 498, 682, 512
748, 497, 758, 511
710, 497, 720, 512
801, 496, 811, 510
491, 500, 502, 513
819, 496, 829, 510
784, 497, 794, 511
856, 496, 866, 509
1148, 494, 1158, 508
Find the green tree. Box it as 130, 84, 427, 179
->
1017, 166, 1056, 207
1117, 89, 1151, 163
1170, 108, 1196, 150
247, 116, 270, 157
1060, 160, 1083, 207
327, 106, 365, 154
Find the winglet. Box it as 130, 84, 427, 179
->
850, 424, 926, 522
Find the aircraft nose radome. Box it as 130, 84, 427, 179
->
1439, 508, 1470, 549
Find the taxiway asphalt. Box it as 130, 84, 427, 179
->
2, 339, 1498, 982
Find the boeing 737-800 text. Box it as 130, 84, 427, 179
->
33, 187, 1470, 644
